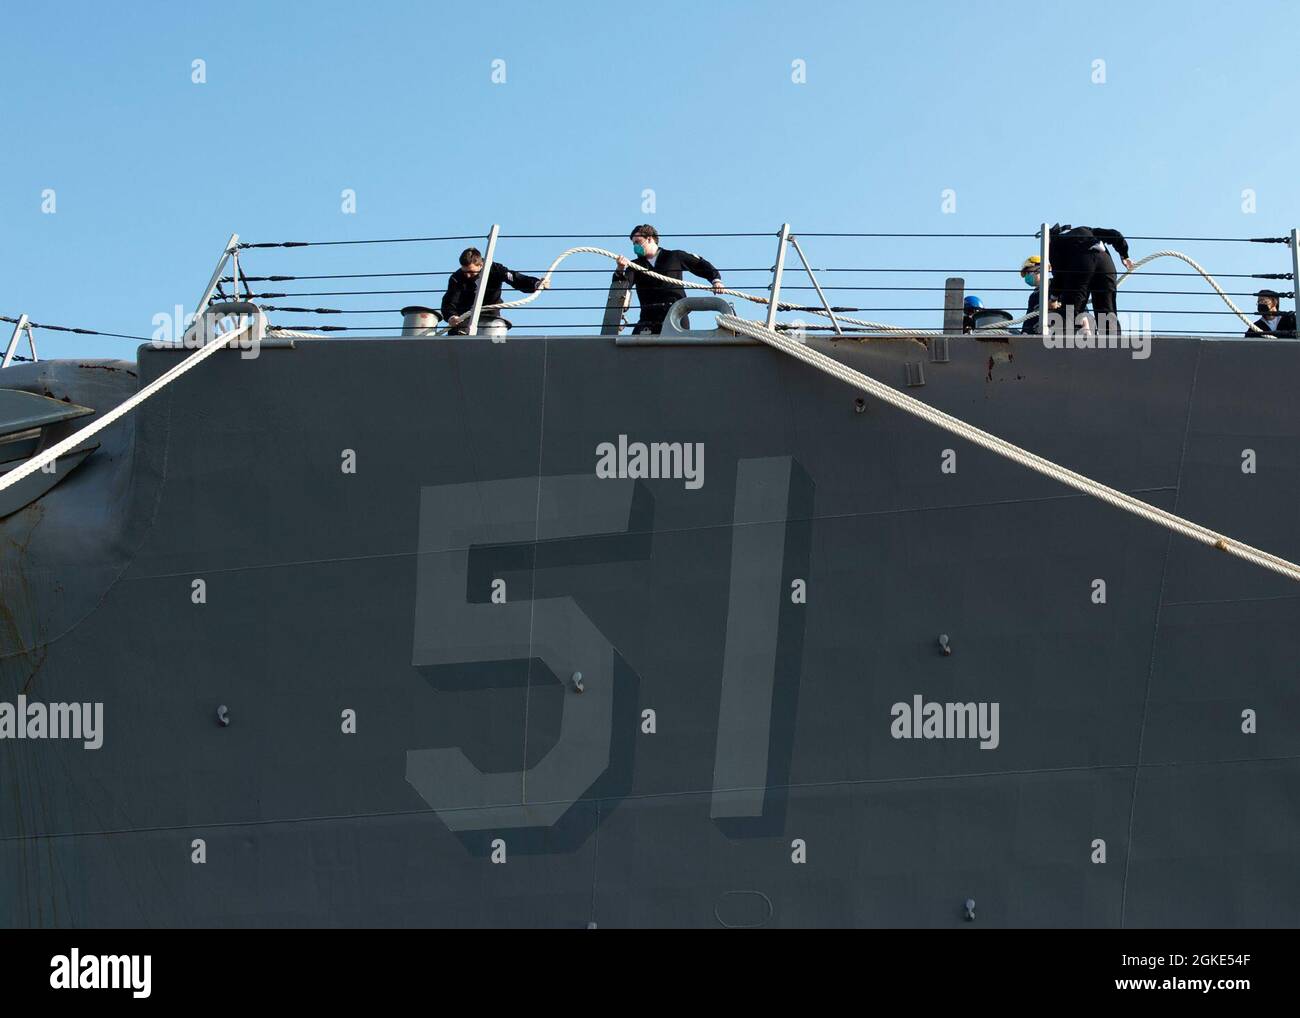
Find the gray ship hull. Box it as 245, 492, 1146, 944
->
1, 331, 1297, 927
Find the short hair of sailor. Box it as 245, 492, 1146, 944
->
459, 247, 484, 268
629, 225, 659, 242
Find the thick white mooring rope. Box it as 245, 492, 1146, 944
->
266, 328, 329, 338
718, 312, 1300, 583
0, 322, 251, 494
1120, 250, 1263, 332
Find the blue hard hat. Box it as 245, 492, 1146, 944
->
963, 295, 983, 310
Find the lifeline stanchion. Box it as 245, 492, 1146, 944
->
1, 314, 35, 368
788, 234, 843, 336
466, 224, 500, 337
193, 234, 240, 321
1291, 228, 1300, 317
767, 224, 791, 330
1039, 223, 1050, 341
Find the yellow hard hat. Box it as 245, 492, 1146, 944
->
1020, 255, 1042, 273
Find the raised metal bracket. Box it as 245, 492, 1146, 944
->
1, 315, 37, 369
194, 233, 240, 322
788, 235, 842, 336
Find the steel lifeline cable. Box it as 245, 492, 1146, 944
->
3, 247, 1298, 583
268, 244, 1270, 335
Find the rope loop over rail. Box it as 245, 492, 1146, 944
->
1118, 250, 1263, 332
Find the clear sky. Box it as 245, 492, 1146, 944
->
3, 0, 1299, 358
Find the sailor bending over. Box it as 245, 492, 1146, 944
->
441, 247, 547, 335
1048, 225, 1135, 339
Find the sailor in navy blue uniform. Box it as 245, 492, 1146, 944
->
1019, 254, 1053, 335
1245, 290, 1297, 338
1048, 225, 1135, 338
441, 247, 547, 335
613, 224, 724, 335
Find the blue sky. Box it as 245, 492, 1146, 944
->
3, 0, 1299, 357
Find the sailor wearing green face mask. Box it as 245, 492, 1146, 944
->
1020, 255, 1051, 335
614, 224, 725, 335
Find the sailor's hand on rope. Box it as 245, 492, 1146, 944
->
536, 279, 550, 291
712, 279, 725, 294
447, 314, 464, 327
1123, 257, 1135, 271
616, 255, 631, 271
